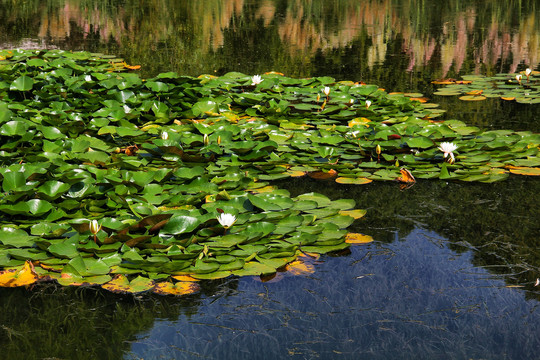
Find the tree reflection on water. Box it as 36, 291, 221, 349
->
0, 0, 538, 79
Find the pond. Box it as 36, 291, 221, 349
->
0, 0, 539, 359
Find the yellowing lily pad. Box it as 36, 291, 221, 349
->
348, 117, 371, 127
466, 89, 483, 95
0, 260, 39, 287
308, 170, 338, 180
171, 274, 199, 282
249, 185, 279, 193
338, 209, 367, 219
431, 80, 456, 85
285, 260, 315, 275
286, 170, 306, 177
507, 167, 540, 176
298, 252, 321, 260
153, 281, 200, 296
459, 95, 486, 101
102, 274, 155, 294
335, 177, 372, 185
345, 233, 374, 244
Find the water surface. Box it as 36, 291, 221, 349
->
0, 1, 539, 359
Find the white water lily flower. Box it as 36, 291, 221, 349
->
89, 219, 102, 235
365, 100, 372, 108
438, 142, 458, 162
161, 131, 169, 140
251, 75, 263, 85
516, 74, 522, 83
323, 86, 331, 96
525, 68, 532, 77
217, 213, 237, 229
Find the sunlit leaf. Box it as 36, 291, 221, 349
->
338, 209, 367, 219
153, 281, 200, 296
396, 168, 416, 183
335, 177, 372, 185
286, 170, 306, 177
10, 75, 33, 91
102, 274, 155, 294
507, 167, 540, 176
307, 169, 338, 180
0, 260, 39, 287
285, 259, 315, 275
345, 233, 374, 244
160, 216, 201, 235
171, 275, 199, 282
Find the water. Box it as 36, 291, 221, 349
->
0, 1, 539, 359
128, 232, 540, 360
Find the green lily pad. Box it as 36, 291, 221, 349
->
160, 216, 201, 235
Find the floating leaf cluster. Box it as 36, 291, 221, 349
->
432, 70, 540, 104
0, 49, 538, 295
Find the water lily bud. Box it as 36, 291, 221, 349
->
516, 74, 522, 83
203, 134, 209, 145
395, 160, 399, 167
365, 100, 372, 108
376, 144, 381, 155
316, 93, 321, 102
323, 86, 330, 96
89, 220, 102, 235
217, 135, 221, 145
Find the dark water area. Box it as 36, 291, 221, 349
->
0, 1, 539, 359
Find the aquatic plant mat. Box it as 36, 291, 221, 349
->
432, 71, 540, 104
0, 50, 538, 295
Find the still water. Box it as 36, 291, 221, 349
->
0, 0, 539, 359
